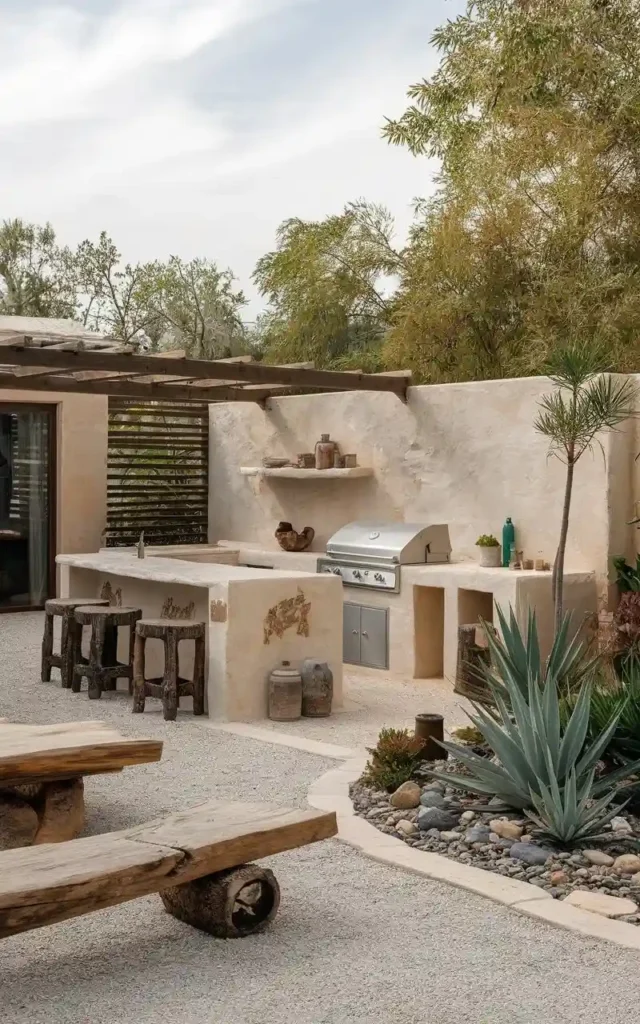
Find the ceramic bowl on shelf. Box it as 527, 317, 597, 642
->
262, 457, 290, 468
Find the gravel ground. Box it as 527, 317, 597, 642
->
4, 612, 640, 1024
258, 665, 473, 751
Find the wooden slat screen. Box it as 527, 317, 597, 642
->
106, 400, 209, 547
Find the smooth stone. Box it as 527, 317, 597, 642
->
564, 890, 639, 919
575, 868, 590, 878
440, 830, 461, 842
583, 850, 614, 867
390, 781, 422, 810
550, 870, 569, 885
611, 816, 633, 833
509, 843, 552, 866
613, 854, 640, 875
631, 873, 640, 885
425, 828, 441, 839
423, 782, 445, 793
490, 819, 524, 840
420, 791, 447, 809
396, 819, 419, 837
465, 826, 491, 844
460, 810, 475, 823
417, 806, 460, 832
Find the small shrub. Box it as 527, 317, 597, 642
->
475, 534, 499, 547
361, 727, 424, 792
562, 654, 640, 765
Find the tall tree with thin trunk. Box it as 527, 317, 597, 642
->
534, 345, 637, 634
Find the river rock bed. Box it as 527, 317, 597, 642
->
350, 766, 640, 923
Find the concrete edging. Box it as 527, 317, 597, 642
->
308, 756, 640, 952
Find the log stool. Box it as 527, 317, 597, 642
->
72, 606, 142, 700
132, 619, 205, 721
41, 598, 110, 689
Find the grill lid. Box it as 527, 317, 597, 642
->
325, 521, 451, 565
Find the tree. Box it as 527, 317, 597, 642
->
382, 0, 640, 382
534, 344, 637, 634
74, 232, 162, 345
0, 219, 76, 319
253, 201, 404, 369
143, 256, 248, 359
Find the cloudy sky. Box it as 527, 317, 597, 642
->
0, 0, 465, 315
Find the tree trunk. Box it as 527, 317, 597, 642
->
554, 457, 575, 636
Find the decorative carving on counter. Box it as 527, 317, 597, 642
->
210, 599, 228, 623
275, 521, 315, 553
100, 581, 122, 606
160, 597, 195, 620
263, 588, 311, 645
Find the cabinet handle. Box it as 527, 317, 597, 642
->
352, 629, 359, 635
362, 631, 369, 638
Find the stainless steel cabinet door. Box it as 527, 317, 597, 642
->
360, 605, 389, 670
343, 602, 362, 664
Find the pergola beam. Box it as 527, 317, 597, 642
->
0, 373, 263, 404
6, 343, 409, 397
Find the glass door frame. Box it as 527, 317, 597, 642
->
0, 402, 57, 614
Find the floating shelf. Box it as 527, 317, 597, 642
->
239, 466, 373, 480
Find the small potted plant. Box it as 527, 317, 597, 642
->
475, 534, 501, 568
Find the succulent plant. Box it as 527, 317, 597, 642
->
426, 608, 640, 844
475, 534, 499, 547
361, 727, 424, 792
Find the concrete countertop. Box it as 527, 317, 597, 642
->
57, 550, 319, 587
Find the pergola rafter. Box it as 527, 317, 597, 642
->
0, 334, 410, 405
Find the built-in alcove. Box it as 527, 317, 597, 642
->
458, 588, 494, 630
413, 586, 445, 678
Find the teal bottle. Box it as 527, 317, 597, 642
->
502, 517, 515, 568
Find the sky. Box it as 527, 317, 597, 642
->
0, 0, 465, 315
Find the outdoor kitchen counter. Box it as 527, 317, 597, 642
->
56, 551, 343, 721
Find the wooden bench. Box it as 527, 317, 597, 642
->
0, 799, 337, 940
0, 721, 163, 848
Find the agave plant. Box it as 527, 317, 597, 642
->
474, 606, 596, 705
562, 653, 640, 766
428, 610, 640, 844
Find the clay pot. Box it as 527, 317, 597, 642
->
315, 434, 337, 470
268, 662, 302, 721
478, 545, 501, 568
301, 659, 333, 717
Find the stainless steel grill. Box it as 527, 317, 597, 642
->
317, 521, 451, 593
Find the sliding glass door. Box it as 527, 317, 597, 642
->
0, 405, 55, 611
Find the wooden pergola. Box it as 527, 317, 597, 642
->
0, 334, 410, 406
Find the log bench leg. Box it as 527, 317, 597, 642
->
163, 632, 179, 722
159, 864, 280, 938
192, 636, 205, 716
88, 618, 107, 700
132, 633, 146, 714
41, 612, 54, 682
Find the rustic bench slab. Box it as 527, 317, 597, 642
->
0, 799, 337, 939
0, 721, 163, 787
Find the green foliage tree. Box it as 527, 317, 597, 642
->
142, 256, 248, 359
253, 201, 404, 369
534, 343, 637, 632
382, 0, 640, 381
0, 219, 76, 319
74, 232, 162, 345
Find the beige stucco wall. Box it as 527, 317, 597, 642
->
209, 375, 637, 603
2, 389, 108, 588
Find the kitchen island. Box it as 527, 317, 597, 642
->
56, 550, 343, 721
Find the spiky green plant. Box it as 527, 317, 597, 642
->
475, 606, 596, 705
562, 654, 640, 765
427, 611, 640, 844
361, 727, 424, 792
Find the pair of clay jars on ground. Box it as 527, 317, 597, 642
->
268, 659, 333, 721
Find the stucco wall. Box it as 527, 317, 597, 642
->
2, 389, 108, 583
209, 375, 638, 601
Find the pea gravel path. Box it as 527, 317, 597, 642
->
2, 612, 640, 1024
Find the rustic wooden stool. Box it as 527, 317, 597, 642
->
72, 606, 142, 700
132, 619, 205, 721
41, 598, 110, 689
